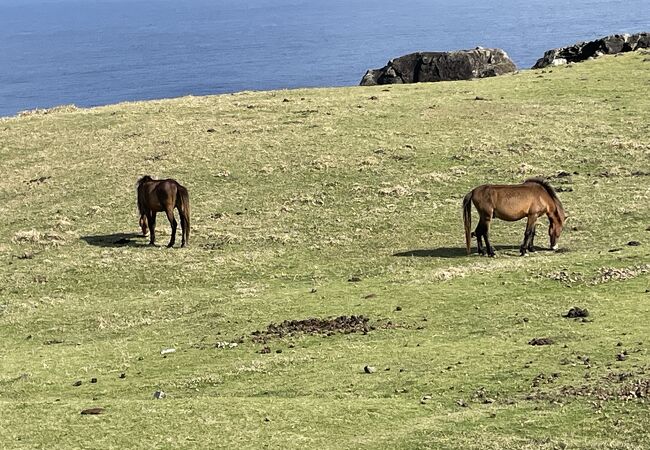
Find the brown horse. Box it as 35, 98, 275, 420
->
137, 176, 190, 248
462, 177, 566, 256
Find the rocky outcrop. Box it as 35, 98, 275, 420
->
359, 48, 517, 86
533, 32, 650, 69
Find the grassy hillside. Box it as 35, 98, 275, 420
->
1, 52, 649, 449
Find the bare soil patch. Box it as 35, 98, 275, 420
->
529, 337, 554, 346
251, 315, 374, 342
564, 307, 589, 318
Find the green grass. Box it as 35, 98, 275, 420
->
1, 52, 649, 449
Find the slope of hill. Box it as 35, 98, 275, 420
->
1, 52, 649, 449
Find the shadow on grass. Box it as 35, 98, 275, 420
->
393, 245, 523, 259
81, 232, 146, 248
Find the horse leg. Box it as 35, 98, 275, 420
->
165, 208, 177, 248
482, 216, 495, 257
520, 216, 537, 256
148, 212, 157, 246
474, 224, 486, 256
140, 214, 148, 236
527, 225, 537, 253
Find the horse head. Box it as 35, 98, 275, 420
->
549, 200, 566, 250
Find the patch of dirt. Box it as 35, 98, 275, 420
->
554, 378, 650, 402
26, 176, 51, 184
251, 315, 374, 343
529, 337, 554, 346
564, 307, 589, 318
527, 368, 650, 403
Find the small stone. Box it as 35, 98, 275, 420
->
395, 306, 402, 311
275, 349, 283, 354
119, 373, 126, 379
347, 276, 362, 282
160, 348, 176, 355
264, 416, 271, 422
627, 241, 641, 246
456, 399, 468, 407
72, 380, 82, 387
616, 353, 628, 361
153, 390, 166, 399
206, 128, 216, 133
90, 378, 97, 384
364, 365, 376, 374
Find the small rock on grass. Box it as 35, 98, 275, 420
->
153, 390, 166, 399
364, 365, 376, 374
160, 348, 176, 355
627, 241, 641, 246
72, 380, 82, 387
80, 407, 104, 415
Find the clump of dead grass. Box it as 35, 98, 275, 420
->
12, 230, 68, 246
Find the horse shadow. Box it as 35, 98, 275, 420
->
393, 245, 522, 259
81, 232, 146, 248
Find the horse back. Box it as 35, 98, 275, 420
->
473, 183, 552, 220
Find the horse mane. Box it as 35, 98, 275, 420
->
524, 177, 566, 221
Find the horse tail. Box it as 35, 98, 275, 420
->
462, 190, 474, 255
177, 185, 190, 244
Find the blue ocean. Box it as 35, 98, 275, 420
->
0, 0, 647, 117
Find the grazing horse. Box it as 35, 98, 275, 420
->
462, 177, 566, 256
137, 175, 190, 248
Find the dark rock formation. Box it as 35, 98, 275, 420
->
533, 32, 650, 69
359, 48, 517, 86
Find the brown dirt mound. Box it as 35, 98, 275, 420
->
564, 307, 589, 318
251, 315, 374, 342
529, 337, 554, 346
